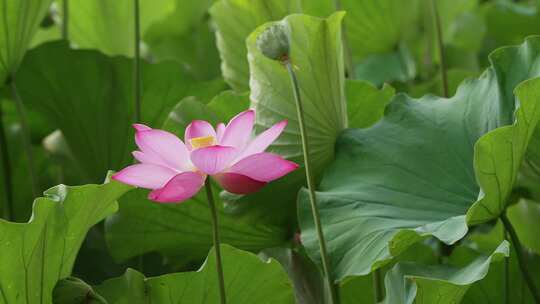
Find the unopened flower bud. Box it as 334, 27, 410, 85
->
257, 23, 290, 61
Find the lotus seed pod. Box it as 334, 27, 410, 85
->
257, 23, 290, 61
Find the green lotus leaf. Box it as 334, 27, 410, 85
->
300, 37, 540, 281
0, 177, 131, 303
14, 41, 225, 182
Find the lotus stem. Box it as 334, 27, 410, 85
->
62, 0, 69, 40
9, 78, 38, 198
430, 0, 449, 98
373, 268, 383, 303
204, 179, 227, 304
132, 0, 143, 272
286, 62, 339, 304
333, 0, 354, 79
500, 212, 540, 302
0, 99, 13, 220
133, 0, 141, 122
503, 229, 510, 304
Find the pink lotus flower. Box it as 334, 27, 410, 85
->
112, 110, 298, 203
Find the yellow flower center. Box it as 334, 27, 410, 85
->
190, 135, 216, 149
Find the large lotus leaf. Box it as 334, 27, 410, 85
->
0, 0, 53, 84
209, 0, 300, 91
383, 241, 509, 304
62, 0, 173, 57
0, 177, 131, 303
93, 245, 294, 304
340, 0, 419, 63
13, 41, 225, 182
299, 37, 540, 281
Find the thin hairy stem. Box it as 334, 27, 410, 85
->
205, 179, 227, 304
133, 0, 141, 122
286, 62, 339, 304
0, 99, 13, 220
10, 78, 38, 198
503, 229, 510, 304
430, 0, 449, 97
333, 0, 354, 79
373, 268, 383, 303
62, 0, 69, 40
